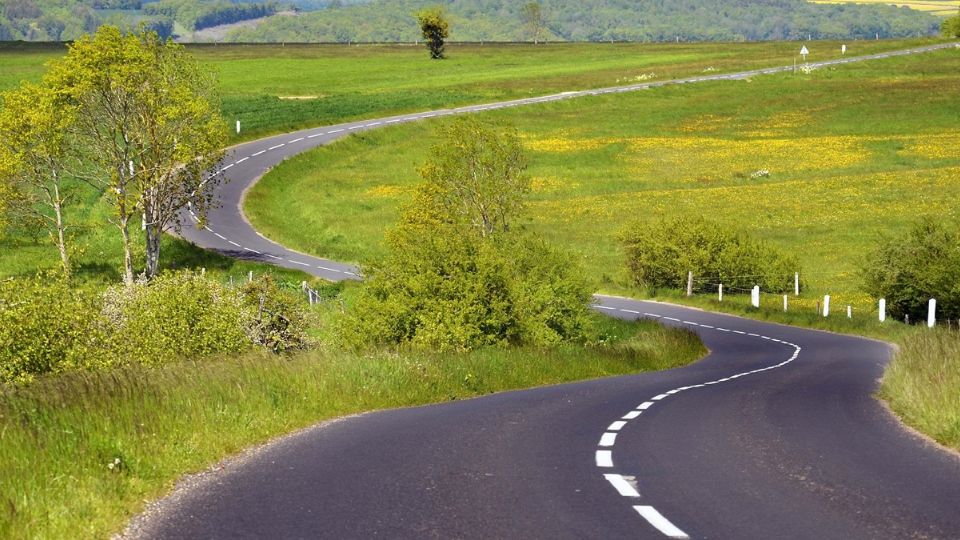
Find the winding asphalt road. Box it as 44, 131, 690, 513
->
142, 43, 960, 539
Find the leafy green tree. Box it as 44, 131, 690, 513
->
419, 117, 529, 237
0, 82, 79, 276
521, 1, 545, 44
339, 119, 593, 351
862, 219, 960, 323
416, 6, 449, 59
45, 26, 227, 284
943, 11, 960, 38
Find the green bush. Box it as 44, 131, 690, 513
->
0, 275, 107, 383
862, 219, 960, 322
621, 216, 800, 294
942, 14, 960, 38
239, 275, 311, 353
339, 223, 594, 352
0, 271, 314, 383
103, 271, 252, 366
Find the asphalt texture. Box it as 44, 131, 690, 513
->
147, 42, 960, 539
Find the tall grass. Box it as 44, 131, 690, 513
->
0, 316, 703, 539
880, 329, 960, 451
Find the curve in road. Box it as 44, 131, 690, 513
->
150, 42, 960, 539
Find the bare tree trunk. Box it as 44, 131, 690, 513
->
144, 211, 161, 279
119, 215, 135, 286
52, 184, 70, 278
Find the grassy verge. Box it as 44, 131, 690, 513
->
880, 329, 960, 452
0, 314, 703, 539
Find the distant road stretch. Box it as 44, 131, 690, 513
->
141, 41, 960, 539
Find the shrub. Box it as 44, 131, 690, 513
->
239, 275, 311, 353
0, 275, 107, 383
942, 14, 960, 38
862, 219, 960, 323
103, 271, 252, 366
621, 217, 800, 294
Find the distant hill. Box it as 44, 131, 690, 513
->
0, 0, 943, 42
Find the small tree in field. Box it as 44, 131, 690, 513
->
521, 2, 546, 44
943, 11, 960, 38
46, 26, 227, 284
418, 117, 529, 237
0, 82, 78, 277
417, 7, 450, 60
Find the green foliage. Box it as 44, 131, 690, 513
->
103, 271, 252, 366
942, 13, 960, 37
224, 0, 939, 43
418, 117, 528, 236
0, 275, 106, 384
862, 219, 960, 323
239, 274, 311, 353
142, 0, 277, 31
416, 6, 449, 59
340, 119, 594, 351
0, 271, 314, 383
621, 217, 801, 294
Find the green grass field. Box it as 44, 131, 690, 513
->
0, 39, 942, 142
245, 46, 960, 315
0, 314, 703, 539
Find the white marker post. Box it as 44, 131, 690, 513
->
236, 120, 241, 135
841, 44, 847, 55
751, 286, 760, 308
879, 299, 886, 322
783, 295, 788, 312
718, 283, 723, 302
823, 295, 831, 317
794, 272, 800, 296
928, 298, 937, 328
847, 305, 852, 319
800, 45, 809, 62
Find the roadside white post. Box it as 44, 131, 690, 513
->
841, 44, 847, 55
248, 270, 253, 283
823, 295, 831, 317
236, 120, 241, 134
783, 295, 788, 312
800, 45, 809, 62
201, 267, 205, 277
879, 298, 886, 322
847, 305, 852, 319
794, 272, 800, 296
686, 271, 694, 297
751, 286, 760, 308
718, 283, 723, 302
928, 298, 937, 328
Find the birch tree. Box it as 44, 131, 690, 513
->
0, 82, 78, 276
521, 2, 545, 44
46, 26, 227, 283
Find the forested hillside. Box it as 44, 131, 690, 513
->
225, 0, 941, 42
0, 0, 944, 42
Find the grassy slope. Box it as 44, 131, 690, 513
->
0, 40, 938, 142
245, 46, 960, 305
0, 314, 704, 539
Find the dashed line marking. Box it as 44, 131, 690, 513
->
228, 241, 241, 247
634, 506, 690, 539
598, 432, 618, 447
266, 254, 282, 260
608, 421, 627, 431
236, 157, 249, 164
368, 122, 382, 126
663, 317, 681, 322
213, 233, 226, 240
637, 402, 654, 410
251, 150, 266, 157
288, 260, 311, 267
268, 144, 285, 150
329, 128, 345, 133
307, 133, 324, 138
289, 137, 304, 143
604, 474, 640, 498
596, 306, 617, 311
243, 248, 261, 254
596, 450, 614, 468
221, 163, 234, 170
622, 410, 642, 420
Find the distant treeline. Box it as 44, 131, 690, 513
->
226, 0, 941, 43
0, 0, 944, 43
143, 0, 278, 31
